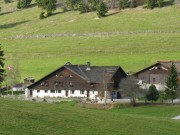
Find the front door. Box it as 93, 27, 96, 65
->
30, 90, 33, 96
65, 90, 68, 97
87, 91, 89, 98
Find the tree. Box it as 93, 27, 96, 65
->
97, 1, 108, 18
4, 0, 11, 3
0, 44, 5, 88
37, 0, 57, 16
147, 0, 156, 9
165, 63, 179, 104
157, 0, 163, 7
146, 84, 159, 103
120, 76, 142, 106
159, 90, 166, 103
17, 0, 32, 9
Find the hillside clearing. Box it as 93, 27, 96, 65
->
0, 1, 180, 79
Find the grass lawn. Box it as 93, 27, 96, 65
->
0, 98, 180, 135
0, 1, 180, 80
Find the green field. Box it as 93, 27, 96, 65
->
0, 98, 180, 135
0, 0, 180, 80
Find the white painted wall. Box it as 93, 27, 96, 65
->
28, 89, 98, 99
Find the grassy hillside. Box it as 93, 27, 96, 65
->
0, 0, 180, 79
0, 98, 180, 135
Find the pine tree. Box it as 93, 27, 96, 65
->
165, 63, 179, 104
146, 84, 159, 103
97, 1, 108, 18
147, 0, 156, 9
0, 44, 5, 88
17, 0, 32, 9
37, 0, 56, 17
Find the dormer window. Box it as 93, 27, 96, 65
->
69, 74, 73, 77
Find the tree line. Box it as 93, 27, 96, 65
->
1, 0, 175, 19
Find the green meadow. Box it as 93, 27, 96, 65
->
0, 0, 180, 80
0, 98, 180, 135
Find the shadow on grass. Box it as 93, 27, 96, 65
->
0, 10, 21, 16
106, 11, 120, 17
0, 20, 30, 29
28, 3, 38, 8
51, 11, 65, 16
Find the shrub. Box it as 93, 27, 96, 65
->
129, 0, 137, 8
97, 1, 108, 18
157, 0, 163, 7
119, 0, 130, 9
39, 11, 45, 19
4, 0, 11, 3
146, 84, 159, 103
147, 0, 156, 9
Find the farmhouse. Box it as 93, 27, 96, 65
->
25, 62, 127, 99
134, 61, 180, 90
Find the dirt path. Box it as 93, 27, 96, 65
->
11, 30, 180, 39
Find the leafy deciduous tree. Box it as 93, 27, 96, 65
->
120, 76, 142, 106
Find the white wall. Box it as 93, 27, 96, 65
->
30, 89, 98, 99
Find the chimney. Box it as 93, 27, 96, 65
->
86, 62, 91, 71
66, 62, 71, 65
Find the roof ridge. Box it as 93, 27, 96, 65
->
77, 65, 90, 82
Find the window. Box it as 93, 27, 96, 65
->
59, 82, 63, 87
37, 90, 40, 93
57, 90, 61, 93
45, 90, 48, 93
54, 81, 58, 86
91, 84, 94, 88
69, 74, 73, 77
81, 90, 84, 94
153, 78, 156, 82
41, 81, 49, 86
41, 82, 45, 86
60, 74, 63, 78
50, 90, 55, 93
70, 90, 74, 94
69, 82, 73, 87
92, 91, 94, 94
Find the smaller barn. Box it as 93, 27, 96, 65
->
25, 62, 127, 99
133, 61, 180, 90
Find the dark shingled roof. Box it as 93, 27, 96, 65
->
134, 61, 180, 75
27, 63, 126, 89
65, 65, 120, 83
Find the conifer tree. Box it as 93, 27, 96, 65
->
147, 0, 156, 9
97, 1, 108, 18
146, 84, 159, 103
0, 44, 5, 88
165, 63, 179, 104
